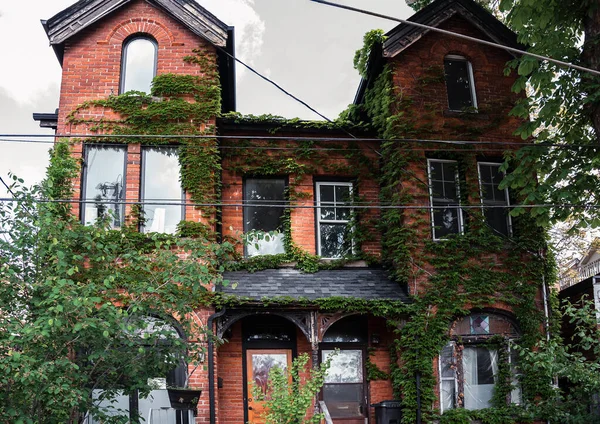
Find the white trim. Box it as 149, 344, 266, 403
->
477, 162, 512, 237
427, 159, 464, 241
444, 55, 478, 111
315, 181, 353, 258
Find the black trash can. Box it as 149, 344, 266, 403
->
371, 400, 402, 424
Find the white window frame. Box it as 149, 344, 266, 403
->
477, 162, 512, 237
439, 341, 458, 413
315, 181, 354, 258
427, 159, 464, 241
444, 54, 478, 112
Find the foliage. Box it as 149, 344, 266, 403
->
251, 352, 332, 424
0, 144, 234, 424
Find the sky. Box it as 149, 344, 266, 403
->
0, 0, 414, 198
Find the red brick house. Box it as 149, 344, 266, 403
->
34, 0, 548, 422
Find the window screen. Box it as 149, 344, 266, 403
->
316, 182, 353, 258
142, 147, 183, 234
244, 178, 286, 256
121, 37, 157, 94
478, 163, 511, 236
83, 145, 126, 229
444, 56, 476, 111
428, 159, 463, 239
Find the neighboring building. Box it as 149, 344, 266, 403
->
34, 0, 549, 422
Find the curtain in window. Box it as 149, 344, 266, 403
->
463, 347, 498, 410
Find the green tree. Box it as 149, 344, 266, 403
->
0, 143, 233, 423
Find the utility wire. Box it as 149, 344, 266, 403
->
0, 133, 596, 149
310, 0, 600, 77
0, 197, 596, 210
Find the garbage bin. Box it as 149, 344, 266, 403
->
371, 400, 402, 424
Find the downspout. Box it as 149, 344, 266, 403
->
542, 274, 551, 342
208, 308, 226, 424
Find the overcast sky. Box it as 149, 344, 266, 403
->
0, 0, 414, 198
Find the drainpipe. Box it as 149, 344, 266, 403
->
542, 274, 551, 342
415, 371, 422, 424
208, 308, 226, 424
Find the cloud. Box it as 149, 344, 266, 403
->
195, 0, 265, 79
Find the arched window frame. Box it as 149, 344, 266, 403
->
439, 311, 521, 413
119, 35, 158, 94
444, 54, 478, 112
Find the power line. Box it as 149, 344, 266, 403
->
0, 133, 597, 149
310, 0, 600, 77
0, 197, 597, 210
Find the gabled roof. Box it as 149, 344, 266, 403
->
221, 268, 410, 303
383, 0, 522, 59
43, 0, 230, 65
354, 0, 524, 105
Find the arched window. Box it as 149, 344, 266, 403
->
444, 55, 477, 111
120, 36, 158, 94
440, 312, 521, 412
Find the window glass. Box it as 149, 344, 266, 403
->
440, 343, 457, 412
317, 182, 353, 258
463, 347, 498, 410
428, 160, 462, 239
83, 145, 126, 229
121, 37, 157, 94
478, 163, 511, 236
142, 147, 183, 234
444, 56, 476, 111
244, 178, 286, 256
322, 315, 367, 343
322, 349, 364, 418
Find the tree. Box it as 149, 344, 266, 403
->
0, 143, 233, 423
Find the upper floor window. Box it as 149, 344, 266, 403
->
478, 162, 511, 237
141, 147, 183, 234
82, 145, 126, 229
120, 36, 158, 94
244, 177, 286, 256
440, 312, 521, 413
444, 55, 477, 112
427, 159, 463, 240
316, 181, 353, 259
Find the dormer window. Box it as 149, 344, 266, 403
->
120, 36, 158, 94
444, 55, 477, 112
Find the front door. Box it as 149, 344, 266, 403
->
246, 349, 293, 424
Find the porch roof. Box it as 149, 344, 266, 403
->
221, 268, 410, 302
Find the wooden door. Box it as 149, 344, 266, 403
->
246, 349, 292, 424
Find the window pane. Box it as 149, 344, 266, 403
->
440, 343, 455, 379
83, 146, 126, 228
244, 178, 286, 256
445, 59, 474, 111
322, 384, 363, 418
320, 207, 336, 221
432, 204, 460, 238
463, 347, 497, 410
322, 316, 367, 343
320, 185, 334, 203
320, 224, 351, 259
479, 163, 510, 236
441, 380, 456, 411
322, 350, 363, 383
122, 38, 157, 94
484, 207, 510, 236
142, 147, 182, 234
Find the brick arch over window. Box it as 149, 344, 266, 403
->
429, 40, 490, 68
102, 18, 175, 47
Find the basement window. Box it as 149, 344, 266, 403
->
444, 55, 477, 112
243, 177, 286, 256
141, 147, 184, 234
439, 313, 521, 413
478, 162, 511, 237
427, 159, 463, 240
120, 36, 158, 94
316, 182, 353, 258
82, 145, 126, 229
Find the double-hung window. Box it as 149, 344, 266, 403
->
141, 147, 184, 234
82, 145, 126, 229
316, 182, 353, 258
427, 159, 463, 240
478, 162, 511, 236
444, 55, 477, 112
120, 36, 158, 94
243, 177, 286, 256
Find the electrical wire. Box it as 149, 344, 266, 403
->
310, 0, 600, 77
0, 134, 597, 149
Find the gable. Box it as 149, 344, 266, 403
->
383, 0, 522, 59
43, 0, 230, 64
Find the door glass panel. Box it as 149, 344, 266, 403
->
322, 350, 363, 383
251, 353, 288, 396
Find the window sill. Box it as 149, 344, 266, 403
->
443, 109, 488, 120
